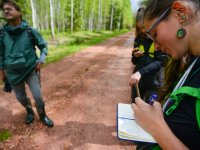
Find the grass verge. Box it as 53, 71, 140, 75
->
44, 30, 130, 65
0, 130, 11, 142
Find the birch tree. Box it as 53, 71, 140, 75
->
14, 0, 133, 33
97, 0, 102, 31
110, 0, 114, 30
30, 0, 37, 28
71, 0, 74, 33
49, 0, 55, 37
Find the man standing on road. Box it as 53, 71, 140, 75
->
0, 0, 53, 127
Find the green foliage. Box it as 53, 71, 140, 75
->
0, 130, 11, 142
107, 0, 121, 30
73, 0, 82, 31
106, 0, 133, 30
122, 0, 133, 29
0, 0, 133, 34
140, 0, 148, 6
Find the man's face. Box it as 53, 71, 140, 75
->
2, 4, 21, 21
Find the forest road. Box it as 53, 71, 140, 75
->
0, 32, 136, 150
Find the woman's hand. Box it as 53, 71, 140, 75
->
131, 97, 189, 150
131, 97, 165, 134
132, 48, 144, 57
129, 71, 141, 86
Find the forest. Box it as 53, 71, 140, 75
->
0, 0, 134, 37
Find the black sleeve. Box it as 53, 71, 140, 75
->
138, 51, 167, 76
154, 50, 168, 66
138, 61, 162, 76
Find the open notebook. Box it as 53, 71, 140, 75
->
117, 103, 157, 143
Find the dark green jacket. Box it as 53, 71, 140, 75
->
0, 20, 48, 85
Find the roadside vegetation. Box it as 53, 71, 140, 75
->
44, 29, 130, 65
0, 130, 11, 142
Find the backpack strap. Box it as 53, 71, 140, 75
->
165, 87, 200, 129
25, 26, 36, 46
0, 28, 5, 38
165, 87, 200, 115
196, 99, 200, 129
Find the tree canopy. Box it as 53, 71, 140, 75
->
0, 0, 134, 34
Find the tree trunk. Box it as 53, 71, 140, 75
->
80, 0, 84, 30
110, 0, 114, 31
30, 0, 37, 28
71, 0, 74, 33
97, 0, 102, 31
49, 0, 55, 38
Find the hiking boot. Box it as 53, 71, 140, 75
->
40, 114, 54, 127
25, 107, 35, 124
38, 104, 54, 127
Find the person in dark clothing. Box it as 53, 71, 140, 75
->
129, 8, 166, 103
131, 0, 200, 149
0, 0, 53, 127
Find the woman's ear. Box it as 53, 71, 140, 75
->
172, 1, 192, 24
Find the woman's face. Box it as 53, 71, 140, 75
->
144, 12, 188, 59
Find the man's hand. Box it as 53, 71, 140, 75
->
35, 63, 43, 72
0, 70, 5, 81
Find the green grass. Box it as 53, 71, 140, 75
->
43, 30, 130, 65
0, 130, 11, 142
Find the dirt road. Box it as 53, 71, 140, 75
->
0, 32, 135, 150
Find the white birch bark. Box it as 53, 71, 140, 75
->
89, 1, 95, 31
30, 0, 37, 28
97, 0, 102, 31
49, 0, 55, 37
71, 0, 74, 33
80, 0, 84, 30
110, 0, 114, 31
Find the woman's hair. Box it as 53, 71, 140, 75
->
0, 0, 21, 12
158, 58, 182, 103
144, 0, 200, 21
158, 54, 192, 103
135, 7, 144, 36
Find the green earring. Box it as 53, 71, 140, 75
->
182, 16, 186, 19
177, 28, 186, 39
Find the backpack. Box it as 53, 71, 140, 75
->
0, 26, 36, 46
165, 86, 200, 128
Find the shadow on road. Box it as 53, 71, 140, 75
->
44, 121, 133, 149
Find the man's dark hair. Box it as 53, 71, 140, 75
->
0, 0, 21, 12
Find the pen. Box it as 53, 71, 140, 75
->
136, 83, 140, 98
148, 94, 158, 105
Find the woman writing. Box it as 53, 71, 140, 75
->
132, 0, 200, 149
